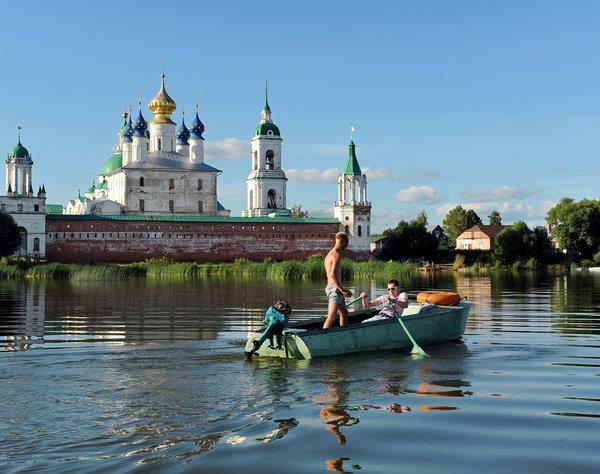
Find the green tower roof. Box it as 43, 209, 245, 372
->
254, 123, 280, 137
9, 140, 30, 158
343, 140, 362, 175
100, 152, 123, 175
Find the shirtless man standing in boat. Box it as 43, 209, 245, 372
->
323, 232, 352, 329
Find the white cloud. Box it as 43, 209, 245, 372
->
461, 185, 534, 202
396, 185, 440, 203
371, 209, 409, 231
205, 138, 248, 161
363, 167, 389, 180
286, 167, 340, 182
435, 200, 558, 221
304, 207, 335, 218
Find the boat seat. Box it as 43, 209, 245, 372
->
284, 328, 307, 334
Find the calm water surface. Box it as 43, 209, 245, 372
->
1, 273, 600, 473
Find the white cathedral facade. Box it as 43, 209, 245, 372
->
64, 74, 230, 217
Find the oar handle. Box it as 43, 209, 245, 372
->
346, 295, 363, 306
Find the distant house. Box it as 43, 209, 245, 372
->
426, 224, 446, 240
370, 235, 389, 256
455, 224, 507, 250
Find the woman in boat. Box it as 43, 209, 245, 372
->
359, 279, 409, 323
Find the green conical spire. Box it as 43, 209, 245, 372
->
343, 140, 362, 175
263, 80, 270, 111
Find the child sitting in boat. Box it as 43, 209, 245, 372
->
359, 279, 409, 323
245, 301, 292, 359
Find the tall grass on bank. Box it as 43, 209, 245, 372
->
0, 255, 417, 281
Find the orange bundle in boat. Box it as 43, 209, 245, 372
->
416, 291, 461, 306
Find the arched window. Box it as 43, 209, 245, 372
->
266, 150, 274, 170
169, 200, 174, 212
139, 177, 144, 187
17, 227, 27, 256
33, 237, 40, 252
139, 199, 145, 211
344, 225, 349, 235
157, 137, 162, 151
169, 178, 175, 190
198, 201, 203, 213
358, 225, 362, 237
267, 189, 276, 209
197, 179, 203, 190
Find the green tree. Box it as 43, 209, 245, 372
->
381, 218, 438, 261
290, 204, 309, 218
488, 210, 502, 225
546, 198, 600, 259
0, 212, 20, 257
494, 221, 553, 264
442, 206, 481, 246
465, 209, 482, 228
412, 210, 428, 227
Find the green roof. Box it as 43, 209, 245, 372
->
85, 183, 96, 194
100, 180, 108, 190
45, 204, 64, 214
9, 141, 30, 158
343, 140, 362, 175
101, 152, 123, 175
255, 123, 280, 137
46, 214, 339, 224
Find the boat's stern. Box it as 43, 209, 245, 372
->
245, 329, 312, 359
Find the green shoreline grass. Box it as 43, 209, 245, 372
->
0, 256, 416, 281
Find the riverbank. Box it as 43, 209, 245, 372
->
0, 256, 416, 281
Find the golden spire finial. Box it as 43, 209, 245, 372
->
148, 74, 176, 124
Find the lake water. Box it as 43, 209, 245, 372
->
1, 272, 600, 473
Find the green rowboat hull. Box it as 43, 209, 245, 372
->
245, 301, 472, 359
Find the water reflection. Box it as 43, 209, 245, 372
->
317, 363, 359, 445
0, 280, 45, 351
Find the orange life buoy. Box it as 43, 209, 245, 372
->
416, 291, 461, 306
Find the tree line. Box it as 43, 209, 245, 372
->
379, 198, 600, 266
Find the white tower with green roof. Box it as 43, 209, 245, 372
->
334, 140, 371, 251
242, 84, 290, 217
1, 130, 47, 257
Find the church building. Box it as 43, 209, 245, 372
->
64, 74, 229, 217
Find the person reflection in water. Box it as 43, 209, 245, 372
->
317, 364, 359, 445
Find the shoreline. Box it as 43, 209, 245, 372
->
0, 257, 571, 281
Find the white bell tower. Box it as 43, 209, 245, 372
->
242, 83, 290, 217
333, 140, 371, 252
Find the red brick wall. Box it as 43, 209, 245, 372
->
45, 219, 356, 262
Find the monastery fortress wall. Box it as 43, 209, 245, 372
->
45, 216, 351, 263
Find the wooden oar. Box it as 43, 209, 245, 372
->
389, 302, 429, 358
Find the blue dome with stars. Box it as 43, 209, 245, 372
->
122, 115, 134, 143
133, 110, 148, 137
177, 115, 191, 145
190, 111, 205, 139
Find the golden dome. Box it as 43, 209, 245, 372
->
148, 74, 176, 124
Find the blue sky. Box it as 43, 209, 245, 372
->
2, 0, 600, 232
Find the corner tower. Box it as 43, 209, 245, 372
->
333, 140, 371, 251
242, 83, 290, 217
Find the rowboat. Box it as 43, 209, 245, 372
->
244, 300, 472, 359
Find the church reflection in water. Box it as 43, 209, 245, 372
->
0, 280, 46, 351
